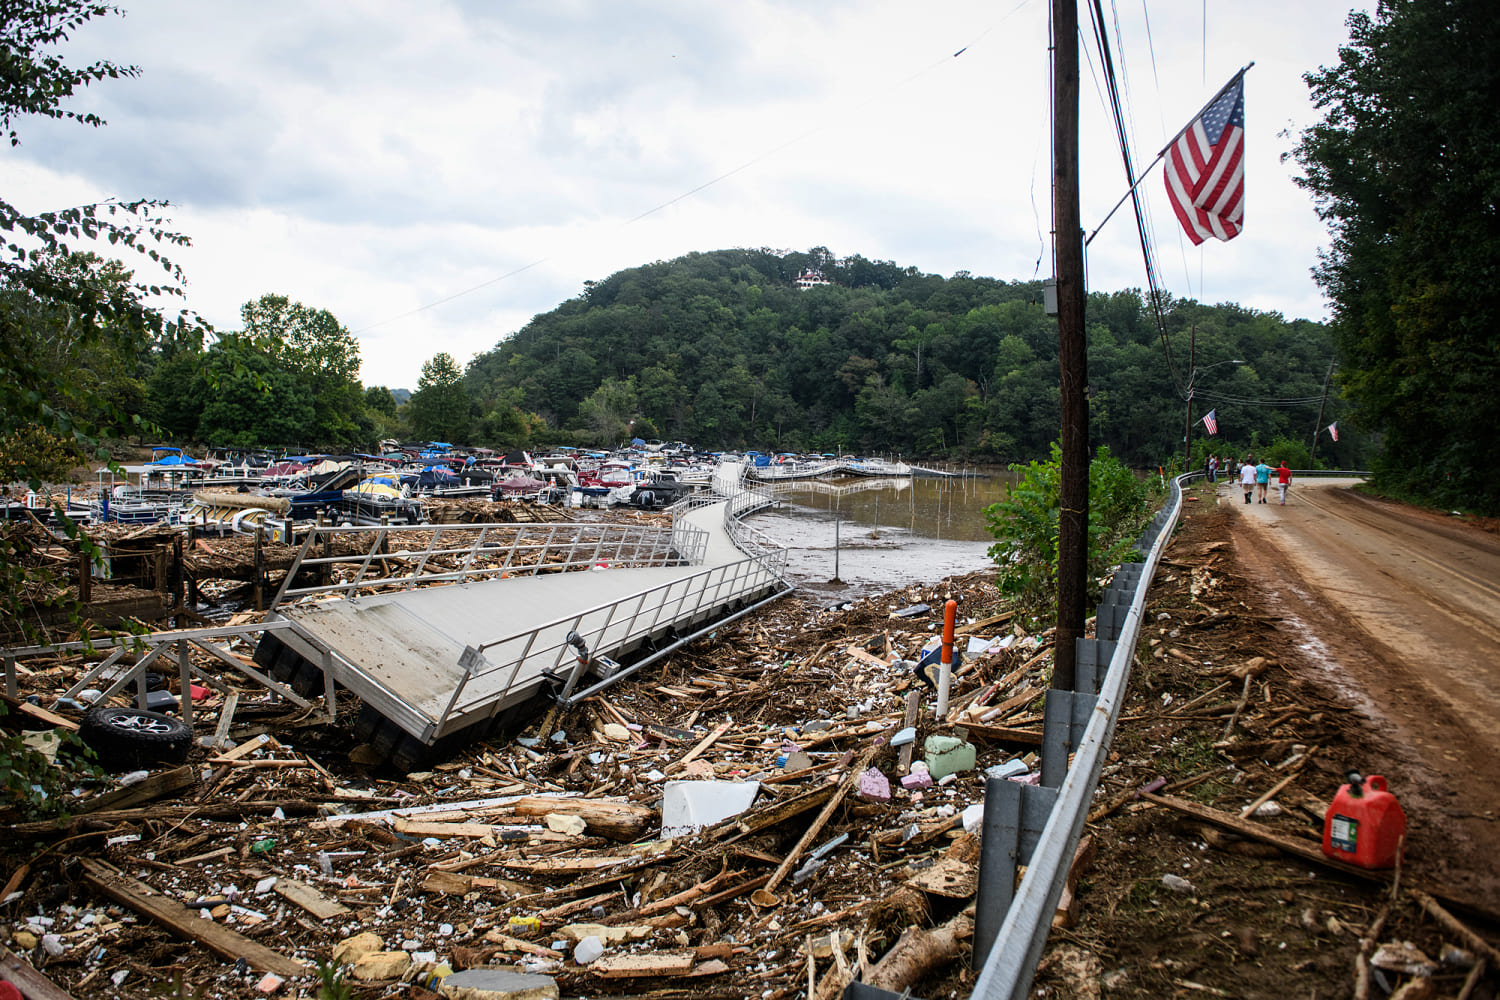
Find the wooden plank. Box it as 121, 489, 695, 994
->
0, 693, 79, 733
722, 785, 835, 839
212, 732, 274, 762
0, 945, 78, 1000
1138, 793, 1386, 883
480, 929, 562, 958
76, 765, 197, 816
272, 877, 350, 920
498, 856, 632, 872
961, 722, 1044, 746
393, 819, 498, 839
905, 855, 977, 899
79, 859, 307, 978
669, 721, 733, 773
898, 689, 920, 775
592, 951, 695, 978
844, 645, 891, 670
209, 690, 239, 751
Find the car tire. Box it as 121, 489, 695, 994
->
78, 707, 194, 772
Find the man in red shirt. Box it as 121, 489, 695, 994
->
1276, 461, 1293, 504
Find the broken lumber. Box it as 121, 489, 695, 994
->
272, 877, 350, 920
77, 765, 197, 816
509, 796, 653, 841
0, 945, 77, 999
762, 742, 880, 899
1410, 890, 1500, 966
79, 859, 307, 978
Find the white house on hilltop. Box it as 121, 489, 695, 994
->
794, 268, 832, 290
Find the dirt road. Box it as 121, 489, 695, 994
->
1227, 477, 1500, 905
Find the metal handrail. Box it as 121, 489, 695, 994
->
431, 464, 789, 731
271, 520, 706, 607
971, 473, 1187, 998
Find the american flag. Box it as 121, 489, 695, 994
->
1327, 422, 1339, 442
1164, 76, 1245, 245
1201, 409, 1218, 435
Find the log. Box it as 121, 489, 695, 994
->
864, 911, 974, 991
509, 797, 654, 841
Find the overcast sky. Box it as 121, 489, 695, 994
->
8, 0, 1367, 390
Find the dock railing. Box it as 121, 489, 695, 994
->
270, 520, 707, 608
430, 463, 791, 738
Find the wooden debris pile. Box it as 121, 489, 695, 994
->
0, 572, 1079, 998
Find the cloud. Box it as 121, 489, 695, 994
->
7, 0, 1367, 388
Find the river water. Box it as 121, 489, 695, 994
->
747, 466, 1019, 603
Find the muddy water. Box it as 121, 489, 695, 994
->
748, 467, 1019, 603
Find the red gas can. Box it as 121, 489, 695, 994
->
1322, 772, 1406, 869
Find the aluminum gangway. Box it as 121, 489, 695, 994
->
252, 464, 790, 765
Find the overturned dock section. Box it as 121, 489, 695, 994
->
253, 464, 789, 766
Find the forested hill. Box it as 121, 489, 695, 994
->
464, 248, 1352, 468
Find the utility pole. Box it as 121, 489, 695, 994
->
1309, 359, 1336, 464
1052, 0, 1086, 691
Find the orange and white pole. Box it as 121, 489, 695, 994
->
936, 599, 957, 718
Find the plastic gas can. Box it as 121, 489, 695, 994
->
1322, 772, 1405, 869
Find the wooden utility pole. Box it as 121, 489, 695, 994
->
1052, 0, 1087, 691
1309, 360, 1336, 464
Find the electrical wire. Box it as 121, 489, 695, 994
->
354, 2, 1038, 335
1085, 0, 1182, 392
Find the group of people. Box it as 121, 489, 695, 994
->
1242, 455, 1291, 505
1204, 454, 1292, 504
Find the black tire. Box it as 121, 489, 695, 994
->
79, 707, 193, 772
637, 491, 655, 508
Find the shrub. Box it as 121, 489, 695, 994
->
985, 444, 1159, 607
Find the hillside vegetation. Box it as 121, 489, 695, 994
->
464, 247, 1353, 468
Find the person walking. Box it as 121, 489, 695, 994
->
1209, 454, 1219, 483
1239, 457, 1256, 504
1276, 460, 1293, 504
1254, 458, 1273, 504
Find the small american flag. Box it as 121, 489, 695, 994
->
1327, 422, 1339, 442
1164, 76, 1245, 245
1201, 409, 1218, 435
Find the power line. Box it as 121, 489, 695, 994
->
354, 2, 1038, 336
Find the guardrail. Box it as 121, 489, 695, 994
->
966, 472, 1189, 999
270, 520, 707, 608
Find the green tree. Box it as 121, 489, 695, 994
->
407, 352, 470, 443
1, 6, 194, 477
239, 294, 364, 447
196, 341, 315, 447
364, 385, 398, 418
1292, 0, 1500, 513
0, 1, 184, 809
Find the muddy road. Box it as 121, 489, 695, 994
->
1227, 477, 1500, 904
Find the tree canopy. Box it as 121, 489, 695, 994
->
1293, 0, 1500, 513
464, 248, 1353, 468
0, 2, 195, 485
